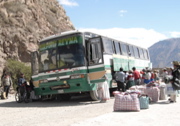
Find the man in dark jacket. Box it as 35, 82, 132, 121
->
170, 61, 180, 103
18, 73, 27, 97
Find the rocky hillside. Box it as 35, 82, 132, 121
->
0, 0, 74, 75
149, 38, 180, 68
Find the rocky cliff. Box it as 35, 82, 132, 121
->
149, 38, 180, 68
0, 0, 75, 75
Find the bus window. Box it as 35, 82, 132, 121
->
57, 44, 85, 68
133, 46, 140, 58
121, 43, 128, 56
143, 49, 149, 60
139, 48, 144, 59
126, 45, 131, 56
112, 41, 116, 54
114, 41, 121, 55
39, 48, 57, 71
119, 43, 122, 55
129, 45, 134, 57
88, 37, 103, 65
102, 37, 113, 54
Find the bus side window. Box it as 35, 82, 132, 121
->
144, 49, 149, 60
114, 41, 121, 55
133, 46, 140, 58
129, 45, 134, 57
102, 37, 113, 54
139, 48, 144, 59
121, 43, 128, 56
112, 41, 116, 54
127, 45, 131, 56
88, 37, 103, 65
119, 42, 122, 55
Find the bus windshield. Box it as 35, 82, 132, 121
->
39, 34, 85, 72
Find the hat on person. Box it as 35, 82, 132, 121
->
172, 61, 180, 66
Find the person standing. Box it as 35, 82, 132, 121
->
2, 73, 13, 99
17, 73, 27, 97
97, 74, 110, 103
115, 67, 126, 92
144, 69, 151, 84
169, 61, 180, 103
132, 67, 141, 85
126, 70, 135, 89
150, 69, 155, 82
162, 68, 168, 82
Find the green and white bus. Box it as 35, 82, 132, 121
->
31, 30, 152, 100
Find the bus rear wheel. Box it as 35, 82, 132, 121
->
90, 90, 99, 101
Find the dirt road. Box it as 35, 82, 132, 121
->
1, 94, 180, 126
0, 94, 114, 126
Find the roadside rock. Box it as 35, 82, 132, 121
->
0, 0, 75, 75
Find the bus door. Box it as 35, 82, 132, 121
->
87, 37, 106, 84
31, 51, 39, 75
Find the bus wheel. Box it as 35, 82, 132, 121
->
90, 90, 99, 101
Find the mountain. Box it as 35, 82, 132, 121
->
148, 38, 180, 68
0, 0, 75, 75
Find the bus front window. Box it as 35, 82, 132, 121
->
57, 44, 85, 69
39, 49, 57, 71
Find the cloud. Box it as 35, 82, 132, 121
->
78, 28, 167, 48
57, 0, 78, 6
170, 32, 180, 38
119, 10, 127, 17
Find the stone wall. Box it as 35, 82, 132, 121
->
0, 0, 75, 76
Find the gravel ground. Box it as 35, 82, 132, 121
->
0, 94, 180, 126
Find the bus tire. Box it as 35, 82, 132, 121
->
15, 92, 23, 103
90, 90, 99, 101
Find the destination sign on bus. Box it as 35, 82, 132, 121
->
39, 41, 56, 51
39, 36, 83, 51
58, 36, 82, 46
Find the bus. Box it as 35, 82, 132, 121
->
31, 30, 152, 101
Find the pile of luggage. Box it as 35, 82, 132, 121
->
113, 82, 167, 112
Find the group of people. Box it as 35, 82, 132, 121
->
0, 73, 32, 100
114, 65, 178, 92
114, 61, 180, 103
114, 67, 154, 92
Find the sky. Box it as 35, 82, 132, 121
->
57, 0, 180, 48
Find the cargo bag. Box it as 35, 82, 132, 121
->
1, 92, 6, 99
129, 85, 146, 94
166, 83, 176, 95
144, 87, 160, 102
113, 93, 140, 111
159, 83, 167, 100
139, 95, 149, 109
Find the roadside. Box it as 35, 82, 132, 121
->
0, 94, 180, 126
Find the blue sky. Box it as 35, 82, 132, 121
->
57, 0, 180, 48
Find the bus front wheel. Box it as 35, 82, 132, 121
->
90, 90, 99, 101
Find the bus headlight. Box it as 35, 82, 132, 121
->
71, 74, 85, 79
39, 79, 48, 84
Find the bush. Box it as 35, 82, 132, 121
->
4, 59, 31, 89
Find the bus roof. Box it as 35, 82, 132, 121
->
40, 30, 81, 42
39, 30, 148, 49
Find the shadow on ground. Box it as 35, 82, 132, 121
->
0, 94, 111, 108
